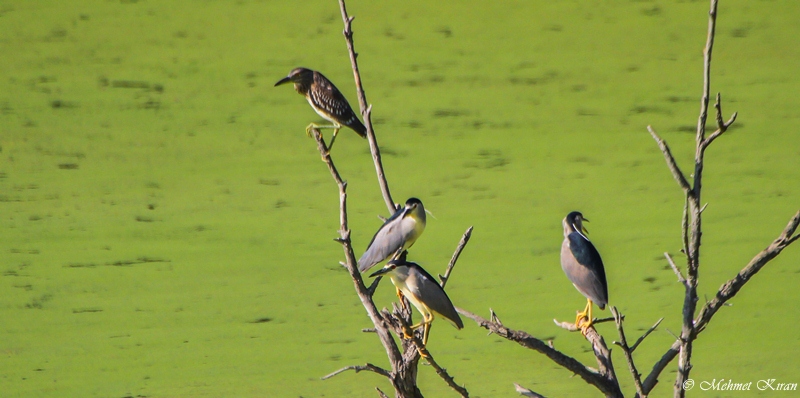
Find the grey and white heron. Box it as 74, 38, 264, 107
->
358, 198, 426, 273
370, 259, 463, 350
561, 211, 609, 329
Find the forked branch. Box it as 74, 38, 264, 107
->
611, 307, 646, 398
640, 210, 800, 395
459, 308, 623, 398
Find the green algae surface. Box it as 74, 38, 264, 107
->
2, 1, 799, 397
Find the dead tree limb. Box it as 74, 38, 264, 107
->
610, 307, 646, 398
640, 211, 800, 395
323, 363, 392, 380
311, 129, 418, 397
440, 226, 473, 288
458, 308, 623, 398
313, 125, 469, 397
338, 0, 396, 213
644, 1, 800, 395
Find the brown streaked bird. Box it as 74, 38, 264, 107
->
274, 67, 367, 150
560, 211, 608, 330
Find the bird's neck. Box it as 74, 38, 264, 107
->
293, 82, 310, 96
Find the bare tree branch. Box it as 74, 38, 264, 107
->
554, 316, 616, 332
311, 129, 403, 368
674, 1, 720, 394
664, 252, 688, 286
641, 210, 800, 395
693, 210, 800, 334
647, 126, 692, 193
395, 316, 470, 397
515, 383, 546, 398
630, 317, 664, 353
681, 198, 690, 259
459, 307, 623, 397
338, 0, 396, 213
701, 93, 737, 149
440, 226, 474, 288
611, 307, 646, 398
322, 363, 392, 380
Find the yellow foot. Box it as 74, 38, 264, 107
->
305, 124, 317, 138
577, 316, 594, 330
574, 312, 588, 329
402, 320, 415, 340
417, 347, 430, 358
397, 289, 408, 311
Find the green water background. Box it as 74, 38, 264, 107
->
2, 1, 799, 396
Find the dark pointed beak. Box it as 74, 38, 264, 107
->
274, 76, 292, 87
369, 267, 392, 278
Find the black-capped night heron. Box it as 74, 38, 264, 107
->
358, 198, 426, 273
561, 211, 608, 329
274, 67, 367, 150
370, 259, 463, 348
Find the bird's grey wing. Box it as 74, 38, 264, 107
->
416, 268, 464, 329
567, 233, 609, 306
358, 219, 407, 272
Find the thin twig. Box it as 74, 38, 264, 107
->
664, 252, 688, 286
366, 275, 382, 296
322, 363, 391, 380
630, 317, 664, 353
395, 316, 470, 397
311, 128, 404, 374
611, 307, 646, 398
490, 308, 503, 326
681, 197, 690, 258
648, 126, 692, 193
693, 210, 800, 334
440, 226, 474, 288
514, 383, 546, 398
460, 307, 622, 397
338, 1, 395, 213
553, 315, 617, 332
701, 94, 738, 151
641, 211, 800, 395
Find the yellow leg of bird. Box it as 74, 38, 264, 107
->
396, 288, 407, 311
305, 123, 339, 138
422, 319, 432, 346
410, 314, 434, 344
577, 299, 596, 330
327, 128, 341, 151
408, 314, 433, 358
575, 299, 592, 329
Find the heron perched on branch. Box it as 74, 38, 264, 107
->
358, 198, 426, 273
274, 67, 366, 150
370, 259, 463, 350
560, 211, 609, 329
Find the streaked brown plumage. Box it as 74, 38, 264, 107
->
275, 67, 366, 148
